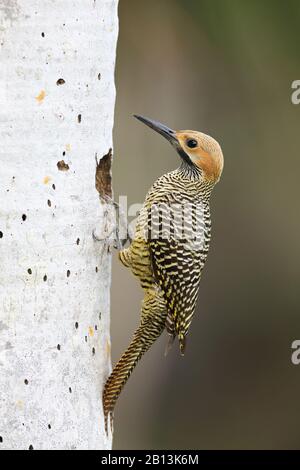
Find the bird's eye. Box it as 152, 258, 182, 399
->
186, 139, 198, 149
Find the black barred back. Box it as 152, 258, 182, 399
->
143, 166, 213, 351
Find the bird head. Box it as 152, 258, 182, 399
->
134, 115, 224, 183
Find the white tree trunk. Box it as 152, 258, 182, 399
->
0, 0, 118, 450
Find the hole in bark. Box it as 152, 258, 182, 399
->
22, 214, 27, 221
76, 238, 80, 245
85, 336, 87, 343
41, 32, 45, 37
69, 387, 72, 393
27, 269, 32, 275
29, 445, 34, 450
0, 436, 3, 443
95, 148, 112, 199
43, 274, 47, 282
77, 114, 81, 123
92, 347, 95, 355
75, 322, 78, 329
57, 344, 61, 351
0, 231, 3, 238
56, 78, 65, 86
95, 266, 98, 273
95, 325, 98, 331
99, 312, 102, 320
98, 73, 101, 80
52, 184, 56, 190
47, 199, 51, 207
57, 160, 69, 171
48, 424, 51, 429
24, 379, 29, 385
67, 270, 70, 277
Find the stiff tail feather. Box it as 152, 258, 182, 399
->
102, 317, 165, 434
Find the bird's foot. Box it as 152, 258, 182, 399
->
93, 196, 132, 250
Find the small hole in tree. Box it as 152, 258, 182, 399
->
57, 160, 69, 171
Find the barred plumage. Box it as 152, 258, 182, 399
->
103, 115, 224, 432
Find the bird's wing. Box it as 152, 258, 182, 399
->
149, 228, 202, 353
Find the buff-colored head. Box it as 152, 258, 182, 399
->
134, 115, 224, 183
175, 130, 224, 182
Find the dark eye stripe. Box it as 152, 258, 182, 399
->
187, 139, 198, 149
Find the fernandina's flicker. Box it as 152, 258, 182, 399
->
103, 115, 224, 432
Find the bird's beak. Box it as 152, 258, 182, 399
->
134, 115, 178, 145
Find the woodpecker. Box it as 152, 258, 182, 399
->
103, 115, 224, 432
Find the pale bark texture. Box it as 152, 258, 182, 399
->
0, 0, 118, 450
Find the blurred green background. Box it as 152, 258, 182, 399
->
110, 0, 300, 449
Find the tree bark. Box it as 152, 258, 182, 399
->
0, 0, 118, 450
